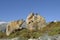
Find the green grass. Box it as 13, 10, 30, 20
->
0, 29, 43, 39
42, 22, 60, 36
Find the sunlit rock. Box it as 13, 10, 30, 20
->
6, 19, 24, 36
26, 13, 46, 31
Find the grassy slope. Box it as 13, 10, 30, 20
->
0, 29, 42, 39
0, 22, 60, 39
42, 22, 60, 36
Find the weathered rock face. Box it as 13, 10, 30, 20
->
5, 13, 46, 36
6, 19, 24, 36
26, 13, 34, 24
26, 13, 46, 31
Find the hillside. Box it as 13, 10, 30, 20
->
42, 21, 60, 36
0, 21, 60, 39
0, 13, 60, 39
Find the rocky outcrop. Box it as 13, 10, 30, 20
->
6, 19, 25, 36
26, 13, 46, 31
0, 12, 46, 36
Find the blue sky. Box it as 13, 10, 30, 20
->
0, 0, 60, 22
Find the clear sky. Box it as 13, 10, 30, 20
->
0, 0, 60, 22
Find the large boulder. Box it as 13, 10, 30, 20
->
6, 19, 25, 36
26, 13, 46, 31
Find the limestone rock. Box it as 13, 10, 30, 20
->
6, 19, 24, 36
26, 13, 46, 31
26, 13, 34, 24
